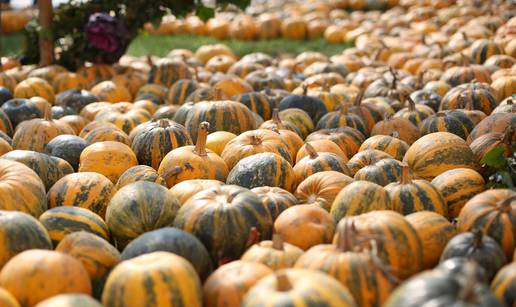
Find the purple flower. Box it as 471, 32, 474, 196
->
85, 13, 129, 64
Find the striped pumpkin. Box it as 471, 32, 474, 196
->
406, 211, 457, 269
83, 125, 131, 146
295, 171, 353, 211
410, 89, 442, 112
403, 132, 478, 180
0, 139, 12, 156
306, 127, 365, 158
120, 227, 213, 281
293, 143, 350, 185
333, 211, 423, 279
106, 181, 180, 249
278, 90, 328, 123
115, 165, 166, 189
259, 109, 303, 137
441, 65, 492, 87
94, 108, 151, 134
54, 89, 99, 113
0, 109, 13, 137
152, 105, 180, 120
457, 189, 516, 259
331, 181, 392, 221
112, 72, 146, 98
1, 98, 43, 128
251, 186, 298, 221
102, 252, 202, 307
56, 115, 89, 135
79, 103, 111, 122
90, 81, 131, 103
359, 134, 409, 161
186, 87, 216, 103
203, 260, 272, 307
221, 129, 292, 170
52, 72, 88, 93
13, 77, 55, 103
206, 131, 237, 156
470, 130, 514, 165
174, 185, 272, 264
227, 62, 265, 78
470, 39, 503, 64
0, 72, 17, 92
168, 79, 200, 105
394, 96, 435, 126
348, 91, 384, 132
134, 83, 169, 105
0, 250, 91, 307
241, 234, 304, 270
227, 152, 296, 192
242, 269, 358, 307
131, 119, 192, 169
12, 115, 74, 153
0, 211, 52, 269
245, 70, 285, 91
371, 115, 420, 145
34, 294, 102, 307
491, 262, 516, 307
77, 64, 115, 86
354, 158, 404, 187
296, 139, 348, 163
347, 149, 393, 176
47, 172, 116, 218
295, 220, 397, 307
431, 168, 485, 219
440, 83, 498, 115
445, 109, 477, 131
232, 92, 273, 120
491, 76, 516, 102
169, 179, 224, 206
278, 108, 314, 139
56, 232, 120, 299
39, 206, 110, 246
467, 112, 516, 144
0, 287, 19, 307
419, 112, 472, 140
316, 104, 369, 137
185, 100, 256, 143
79, 141, 138, 184
148, 58, 192, 87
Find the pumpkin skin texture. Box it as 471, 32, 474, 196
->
354, 158, 404, 187
1, 98, 43, 128
232, 92, 273, 120
431, 168, 485, 219
227, 152, 296, 192
34, 294, 102, 307
334, 211, 423, 279
306, 127, 365, 158
0, 138, 12, 156
456, 189, 516, 259
470, 130, 514, 164
79, 141, 138, 184
316, 105, 369, 137
115, 165, 166, 189
47, 172, 116, 218
56, 232, 121, 299
331, 181, 393, 221
278, 108, 314, 139
1, 150, 73, 191
12, 116, 74, 153
0, 250, 91, 307
241, 234, 303, 270
273, 204, 335, 251
169, 179, 224, 206
54, 89, 99, 113
371, 116, 420, 145
251, 186, 298, 222
419, 112, 472, 140
440, 84, 499, 115
39, 206, 110, 246
0, 109, 13, 137
168, 79, 200, 105
406, 211, 457, 269
203, 260, 272, 307
359, 134, 409, 161
45, 135, 87, 171
206, 131, 237, 156
440, 230, 507, 281
83, 125, 131, 146
279, 92, 328, 123
296, 139, 348, 163
491, 262, 516, 307
403, 132, 478, 180
174, 185, 272, 265
131, 119, 192, 170
467, 112, 516, 145
295, 171, 354, 211
90, 81, 131, 103
106, 181, 180, 249
242, 269, 358, 307
102, 251, 202, 307
0, 159, 47, 217
0, 211, 52, 269
13, 77, 55, 103
158, 122, 229, 187
0, 287, 20, 307
120, 227, 212, 281
347, 149, 393, 176
293, 145, 350, 185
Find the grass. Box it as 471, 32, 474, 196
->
1, 32, 351, 59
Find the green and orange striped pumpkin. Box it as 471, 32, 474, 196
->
12, 114, 74, 153
470, 129, 514, 164
440, 83, 498, 115
278, 108, 314, 139
134, 83, 169, 105
13, 77, 55, 103
354, 158, 405, 187
491, 262, 516, 307
293, 143, 350, 185
168, 79, 200, 105
82, 125, 131, 146
348, 91, 384, 133
295, 171, 354, 211
0, 109, 13, 137
241, 234, 304, 270
467, 112, 516, 144
419, 112, 472, 140
148, 58, 193, 87
90, 81, 131, 103
306, 127, 365, 158
316, 104, 369, 137
115, 165, 166, 189
251, 186, 298, 221
77, 64, 115, 86
169, 179, 224, 206
358, 134, 409, 161
232, 92, 273, 120
347, 149, 393, 176
371, 115, 420, 145
394, 97, 434, 126
470, 39, 503, 64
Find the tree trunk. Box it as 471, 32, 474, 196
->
38, 0, 53, 66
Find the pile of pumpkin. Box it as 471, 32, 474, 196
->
0, 0, 516, 306
0, 8, 32, 34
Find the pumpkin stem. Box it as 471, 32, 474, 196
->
460, 52, 469, 67
250, 134, 262, 146
336, 219, 354, 252
457, 261, 480, 304
272, 233, 284, 250
271, 108, 284, 129
214, 88, 225, 100
436, 112, 446, 117
146, 55, 154, 67
400, 164, 412, 184
416, 69, 427, 89
406, 96, 416, 112
389, 67, 397, 89
161, 165, 182, 179
391, 131, 400, 139
367, 239, 401, 285
157, 119, 169, 128
194, 122, 209, 156
43, 106, 52, 121
304, 142, 319, 159
276, 271, 292, 292
193, 66, 199, 81
496, 195, 516, 213
353, 90, 364, 107
472, 228, 484, 250
301, 84, 308, 96
339, 103, 349, 115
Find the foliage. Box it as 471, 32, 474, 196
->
480, 145, 516, 189
22, 0, 250, 70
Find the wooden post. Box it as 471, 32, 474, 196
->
38, 0, 53, 66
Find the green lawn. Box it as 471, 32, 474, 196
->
1, 32, 350, 59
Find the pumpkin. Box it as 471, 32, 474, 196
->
213, 77, 254, 97
152, 105, 180, 120
205, 131, 236, 156
470, 39, 503, 64
0, 138, 12, 156
456, 189, 516, 259
281, 17, 307, 39
431, 168, 485, 219
440, 229, 507, 281
106, 181, 179, 249
470, 129, 514, 165
273, 204, 335, 250
34, 294, 102, 307
52, 72, 88, 93
79, 141, 138, 184
1, 98, 43, 128
491, 262, 516, 307
203, 260, 272, 307
251, 186, 298, 222
167, 79, 199, 105
147, 58, 192, 87
13, 77, 55, 104
0, 250, 91, 307
102, 252, 202, 307
0, 109, 13, 137
491, 76, 516, 102
347, 149, 393, 176
47, 172, 116, 218
56, 115, 88, 135
306, 127, 365, 158
359, 134, 409, 161
169, 179, 224, 206
56, 232, 120, 299
77, 64, 115, 86
467, 112, 516, 144
441, 64, 492, 87
278, 108, 314, 139
228, 62, 264, 79
44, 135, 87, 171
134, 83, 169, 105
259, 109, 303, 137
354, 158, 405, 187
333, 211, 423, 279
0, 72, 17, 92
94, 107, 151, 134
279, 89, 328, 123
293, 143, 350, 184
316, 104, 369, 137
294, 171, 353, 211
371, 114, 420, 145
120, 227, 212, 280
394, 96, 435, 126
406, 211, 457, 269
295, 220, 397, 307
242, 269, 358, 307
440, 83, 499, 115
241, 234, 303, 270
115, 165, 166, 189
348, 91, 384, 131
54, 89, 99, 113
411, 89, 442, 112
0, 287, 19, 307
226, 152, 296, 192
232, 92, 273, 120
403, 132, 478, 180
174, 185, 272, 265
39, 206, 110, 246
83, 125, 131, 146
90, 81, 131, 103
79, 103, 111, 122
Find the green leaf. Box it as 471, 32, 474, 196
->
196, 5, 214, 21
480, 145, 507, 169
